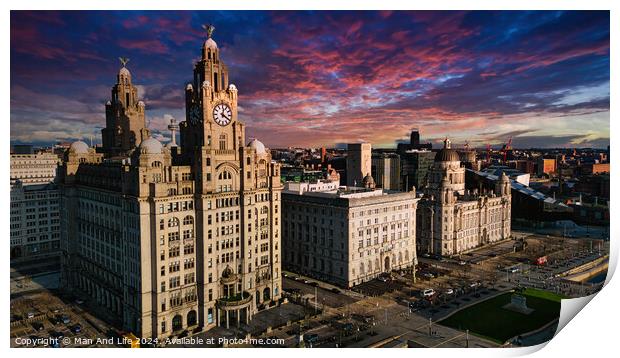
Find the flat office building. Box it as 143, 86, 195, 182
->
346, 143, 371, 187
400, 149, 435, 192
10, 182, 61, 259
282, 179, 419, 287
10, 152, 60, 185
372, 153, 401, 190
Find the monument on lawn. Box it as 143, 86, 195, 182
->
503, 293, 535, 314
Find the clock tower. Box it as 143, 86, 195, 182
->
180, 25, 244, 168
179, 25, 283, 331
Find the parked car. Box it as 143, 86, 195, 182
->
304, 333, 319, 344
469, 282, 481, 289
458, 261, 467, 266
60, 315, 71, 324
309, 281, 319, 287
377, 275, 390, 282
26, 312, 35, 319
444, 288, 454, 295
330, 287, 341, 294
422, 289, 435, 298
70, 324, 82, 334
32, 322, 44, 331
352, 314, 374, 323
75, 299, 84, 305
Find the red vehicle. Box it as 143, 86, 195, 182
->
534, 256, 548, 266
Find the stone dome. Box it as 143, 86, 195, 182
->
139, 137, 163, 154
435, 137, 460, 162
434, 148, 460, 162
362, 173, 375, 188
69, 140, 89, 154
204, 38, 218, 50
228, 83, 237, 91
248, 138, 267, 155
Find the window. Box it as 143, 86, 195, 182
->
219, 134, 226, 150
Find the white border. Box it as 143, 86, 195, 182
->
3, 1, 616, 358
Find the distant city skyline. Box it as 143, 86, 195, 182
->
11, 10, 610, 149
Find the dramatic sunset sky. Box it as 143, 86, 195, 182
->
10, 11, 609, 149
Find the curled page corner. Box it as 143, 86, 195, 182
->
553, 237, 616, 341
556, 294, 596, 335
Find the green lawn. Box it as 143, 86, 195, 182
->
439, 289, 563, 344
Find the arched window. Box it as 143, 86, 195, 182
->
183, 215, 194, 226
168, 217, 179, 228
152, 161, 162, 167
182, 187, 192, 194
218, 171, 232, 180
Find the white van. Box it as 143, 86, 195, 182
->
422, 289, 435, 298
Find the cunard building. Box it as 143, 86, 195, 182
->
416, 138, 511, 256
59, 26, 283, 339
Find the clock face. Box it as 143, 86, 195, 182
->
189, 106, 201, 125
213, 103, 232, 126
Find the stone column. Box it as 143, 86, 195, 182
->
226, 310, 229, 329
236, 309, 240, 327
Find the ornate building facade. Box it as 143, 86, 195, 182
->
416, 139, 511, 256
59, 28, 282, 339
282, 180, 419, 288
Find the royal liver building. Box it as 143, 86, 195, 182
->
59, 26, 283, 339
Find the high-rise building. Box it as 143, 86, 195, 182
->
410, 130, 420, 148
400, 150, 435, 191
371, 153, 401, 190
416, 138, 511, 256
346, 143, 371, 187
10, 152, 60, 185
397, 129, 432, 152
59, 27, 282, 339
281, 180, 418, 287
10, 182, 61, 259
